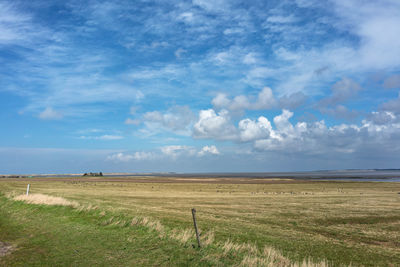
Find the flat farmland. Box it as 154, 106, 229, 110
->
0, 177, 399, 266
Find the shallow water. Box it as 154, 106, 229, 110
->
315, 177, 400, 182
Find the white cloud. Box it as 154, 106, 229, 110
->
131, 151, 155, 160
250, 109, 400, 156
238, 116, 272, 142
107, 144, 220, 163
267, 0, 400, 96
255, 87, 277, 109
97, 135, 123, 140
192, 109, 237, 140
125, 118, 141, 125
107, 151, 154, 162
192, 0, 230, 12
76, 128, 103, 134
0, 2, 51, 46
212, 93, 231, 108
79, 135, 123, 140
245, 67, 273, 84
336, 1, 400, 69
178, 12, 194, 23
223, 28, 244, 35
229, 95, 250, 111
198, 145, 220, 156
273, 109, 295, 136
107, 152, 134, 162
367, 111, 397, 125
130, 106, 139, 115
38, 107, 63, 120
266, 15, 298, 24
212, 87, 277, 112
190, 105, 400, 157
161, 145, 196, 158
175, 48, 186, 58
142, 106, 195, 135
242, 52, 258, 64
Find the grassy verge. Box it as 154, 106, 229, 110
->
0, 194, 315, 266
0, 194, 224, 266
0, 178, 399, 266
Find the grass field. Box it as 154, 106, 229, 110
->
0, 177, 399, 266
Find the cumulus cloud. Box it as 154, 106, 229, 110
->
131, 151, 155, 160
273, 109, 295, 136
198, 145, 220, 156
107, 151, 154, 162
238, 116, 272, 142
321, 77, 362, 106
279, 92, 307, 109
161, 145, 196, 158
250, 109, 400, 156
191, 104, 400, 158
107, 152, 134, 162
212, 93, 231, 108
367, 111, 397, 125
192, 109, 237, 140
318, 78, 362, 120
212, 87, 277, 112
107, 145, 220, 163
38, 107, 63, 120
142, 106, 195, 134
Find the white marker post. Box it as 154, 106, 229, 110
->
26, 184, 30, 196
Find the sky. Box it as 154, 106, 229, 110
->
1, 0, 400, 174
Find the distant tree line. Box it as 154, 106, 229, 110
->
82, 172, 103, 177
0, 175, 28, 178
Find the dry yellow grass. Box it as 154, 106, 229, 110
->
202, 230, 215, 246
238, 245, 331, 267
1, 178, 399, 266
13, 193, 79, 207
292, 259, 330, 267
170, 228, 194, 244
8, 190, 337, 267
222, 239, 259, 255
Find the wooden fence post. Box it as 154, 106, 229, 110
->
191, 208, 201, 248
26, 184, 30, 196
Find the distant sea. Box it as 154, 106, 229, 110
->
8, 169, 400, 182
105, 169, 400, 182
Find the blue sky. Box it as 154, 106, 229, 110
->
1, 0, 400, 174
